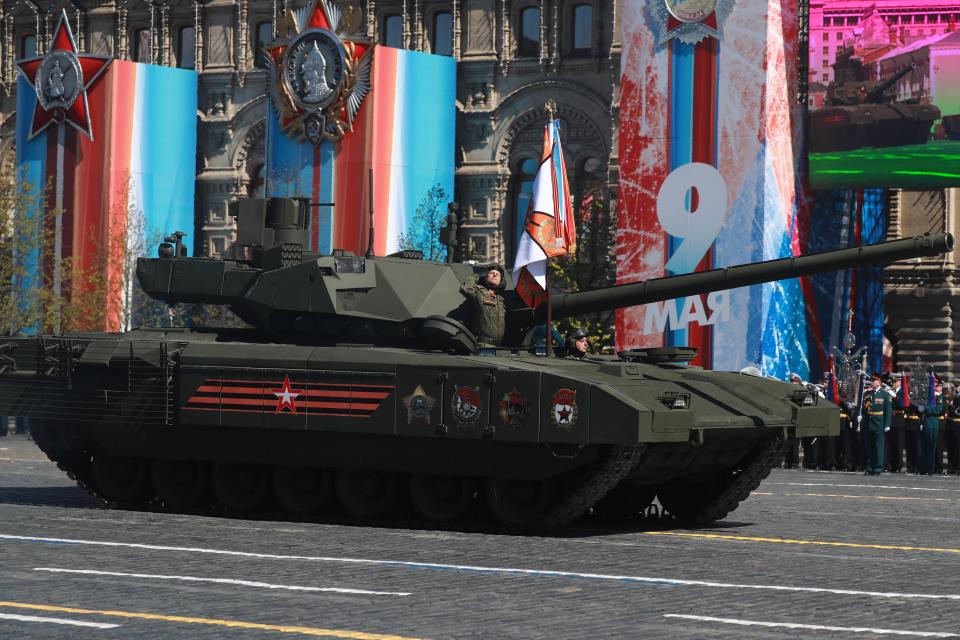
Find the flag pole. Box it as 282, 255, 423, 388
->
544, 99, 556, 357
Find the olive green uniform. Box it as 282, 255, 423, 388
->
461, 283, 506, 347
863, 388, 891, 475
918, 394, 945, 475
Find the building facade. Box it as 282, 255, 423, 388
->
0, 0, 621, 267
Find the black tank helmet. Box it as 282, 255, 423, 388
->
478, 263, 506, 291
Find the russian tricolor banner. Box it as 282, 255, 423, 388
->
15, 60, 197, 332
266, 46, 455, 258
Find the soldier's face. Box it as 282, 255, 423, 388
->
871, 379, 880, 389
485, 270, 501, 286
575, 336, 588, 353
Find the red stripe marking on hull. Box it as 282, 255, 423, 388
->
182, 407, 373, 418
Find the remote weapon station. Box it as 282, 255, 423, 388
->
0, 197, 952, 530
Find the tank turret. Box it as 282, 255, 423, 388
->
137, 197, 955, 354
810, 55, 941, 153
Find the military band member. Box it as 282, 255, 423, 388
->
863, 372, 891, 476
917, 379, 945, 475
815, 374, 838, 470
904, 388, 921, 474
885, 373, 906, 473
946, 380, 960, 474
784, 373, 803, 469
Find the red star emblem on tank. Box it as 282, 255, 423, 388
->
16, 9, 112, 141
264, 0, 373, 144
271, 375, 303, 414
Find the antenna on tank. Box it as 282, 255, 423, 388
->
366, 168, 375, 258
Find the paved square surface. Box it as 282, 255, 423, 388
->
1, 434, 959, 639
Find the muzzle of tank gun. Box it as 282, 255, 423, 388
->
538, 232, 953, 323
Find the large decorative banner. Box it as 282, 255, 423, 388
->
617, 0, 809, 379
15, 11, 197, 332
264, 0, 455, 258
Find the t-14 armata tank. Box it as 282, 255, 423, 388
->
0, 197, 952, 531
809, 57, 940, 153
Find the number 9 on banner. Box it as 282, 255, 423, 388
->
656, 162, 728, 275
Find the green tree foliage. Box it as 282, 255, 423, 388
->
397, 183, 449, 262
548, 189, 617, 353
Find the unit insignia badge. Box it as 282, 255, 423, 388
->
402, 385, 436, 424
16, 9, 112, 140
452, 385, 483, 427
264, 0, 372, 144
648, 0, 735, 46
498, 387, 529, 428
549, 388, 578, 430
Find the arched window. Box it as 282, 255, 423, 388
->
20, 34, 37, 59
134, 29, 151, 63
571, 4, 592, 54
381, 15, 403, 48
518, 7, 540, 57
510, 157, 539, 260
432, 12, 453, 56
254, 21, 273, 69
247, 164, 265, 198
177, 26, 196, 68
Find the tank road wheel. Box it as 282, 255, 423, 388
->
90, 454, 150, 503
152, 460, 211, 508
594, 483, 657, 521
408, 474, 476, 523
212, 462, 270, 512
656, 481, 722, 521
30, 419, 86, 468
485, 478, 554, 528
272, 466, 334, 514
335, 469, 402, 519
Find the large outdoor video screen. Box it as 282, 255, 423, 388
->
807, 12, 960, 189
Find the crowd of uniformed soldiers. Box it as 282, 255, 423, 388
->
785, 371, 960, 475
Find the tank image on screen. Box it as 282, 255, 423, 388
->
808, 49, 960, 190
0, 197, 952, 531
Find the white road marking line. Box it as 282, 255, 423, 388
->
663, 614, 959, 637
32, 568, 410, 596
0, 611, 119, 629
4, 534, 958, 601
767, 482, 960, 493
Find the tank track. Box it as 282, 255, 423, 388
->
543, 445, 648, 529
30, 424, 778, 533
684, 437, 784, 525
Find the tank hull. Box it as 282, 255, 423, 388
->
809, 104, 940, 153
0, 331, 836, 531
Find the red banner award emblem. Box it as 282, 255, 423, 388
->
16, 10, 112, 140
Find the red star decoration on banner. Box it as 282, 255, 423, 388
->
271, 375, 303, 414
16, 9, 112, 141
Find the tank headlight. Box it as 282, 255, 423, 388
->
659, 392, 691, 410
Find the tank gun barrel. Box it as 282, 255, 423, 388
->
869, 63, 914, 100
543, 233, 953, 321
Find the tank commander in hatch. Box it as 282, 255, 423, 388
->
460, 265, 507, 347
566, 328, 590, 359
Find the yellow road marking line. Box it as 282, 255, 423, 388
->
0, 602, 424, 640
761, 492, 958, 503
641, 532, 960, 554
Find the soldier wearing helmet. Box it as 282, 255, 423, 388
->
566, 328, 590, 359
460, 265, 507, 348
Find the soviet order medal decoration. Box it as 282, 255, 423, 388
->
649, 0, 735, 46
264, 0, 373, 144
16, 9, 112, 332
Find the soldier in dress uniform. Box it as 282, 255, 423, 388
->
885, 373, 906, 473
862, 372, 891, 476
784, 373, 803, 468
945, 379, 960, 474
904, 383, 922, 473
815, 374, 838, 470
917, 378, 945, 475
460, 265, 507, 347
